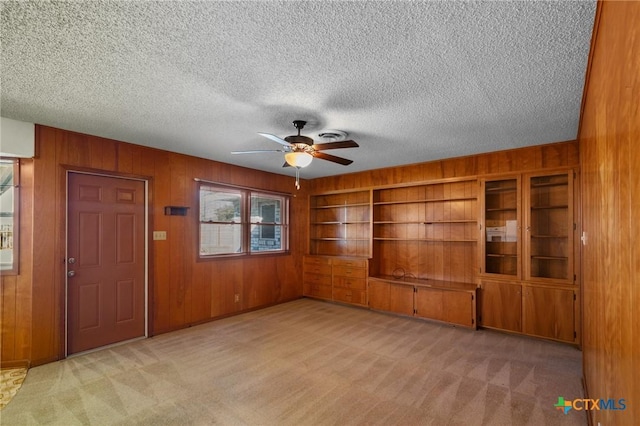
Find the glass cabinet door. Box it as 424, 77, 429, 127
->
482, 177, 520, 278
525, 172, 573, 282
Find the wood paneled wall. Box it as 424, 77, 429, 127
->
1, 125, 307, 366
579, 1, 639, 424
309, 141, 579, 193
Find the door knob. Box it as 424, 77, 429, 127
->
68, 257, 76, 264
67, 270, 76, 277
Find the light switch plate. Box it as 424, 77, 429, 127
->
153, 231, 167, 240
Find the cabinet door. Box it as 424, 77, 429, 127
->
389, 283, 414, 316
479, 280, 522, 332
415, 287, 475, 327
443, 290, 476, 328
368, 280, 390, 311
415, 287, 444, 321
524, 171, 574, 283
522, 286, 575, 342
481, 176, 521, 279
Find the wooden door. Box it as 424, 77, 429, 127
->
368, 279, 390, 311
480, 176, 521, 279
67, 173, 146, 355
479, 280, 522, 332
415, 287, 444, 321
389, 283, 414, 316
522, 285, 575, 342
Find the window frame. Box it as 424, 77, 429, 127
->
0, 158, 19, 275
197, 181, 290, 260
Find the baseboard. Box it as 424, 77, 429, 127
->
150, 296, 305, 337
0, 359, 30, 370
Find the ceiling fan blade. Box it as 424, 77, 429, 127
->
311, 140, 359, 151
312, 151, 354, 165
231, 150, 286, 154
257, 132, 293, 147
282, 162, 291, 168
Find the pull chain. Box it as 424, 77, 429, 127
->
295, 167, 301, 190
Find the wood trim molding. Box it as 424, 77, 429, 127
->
576, 0, 603, 142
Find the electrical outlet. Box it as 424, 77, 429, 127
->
153, 231, 167, 240
234, 294, 240, 303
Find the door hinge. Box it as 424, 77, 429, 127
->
574, 274, 577, 282
573, 293, 577, 301
573, 171, 577, 179
573, 223, 577, 230
471, 294, 474, 301
414, 287, 417, 293
574, 331, 577, 339
414, 309, 417, 315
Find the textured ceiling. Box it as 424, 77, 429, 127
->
1, 1, 596, 179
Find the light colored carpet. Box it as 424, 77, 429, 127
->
0, 367, 28, 410
0, 299, 586, 425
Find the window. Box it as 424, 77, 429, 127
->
250, 193, 284, 252
199, 182, 289, 258
1, 158, 19, 274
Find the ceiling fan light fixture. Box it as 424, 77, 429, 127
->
285, 151, 313, 168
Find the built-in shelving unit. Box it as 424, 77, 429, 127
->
306, 168, 579, 344
479, 169, 578, 343
370, 178, 478, 284
309, 190, 371, 257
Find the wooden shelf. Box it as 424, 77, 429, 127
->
530, 205, 568, 210
370, 275, 477, 292
530, 181, 568, 189
312, 221, 369, 225
311, 202, 370, 209
374, 196, 476, 206
374, 220, 477, 224
531, 255, 568, 260
485, 186, 517, 193
486, 207, 517, 212
374, 238, 477, 242
311, 237, 369, 241
424, 220, 477, 224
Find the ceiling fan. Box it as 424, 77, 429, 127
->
232, 120, 359, 168
232, 120, 359, 189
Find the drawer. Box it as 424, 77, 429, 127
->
303, 273, 332, 286
332, 266, 367, 279
304, 283, 332, 299
332, 258, 367, 268
333, 288, 367, 305
303, 256, 332, 266
303, 264, 332, 276
333, 276, 367, 290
